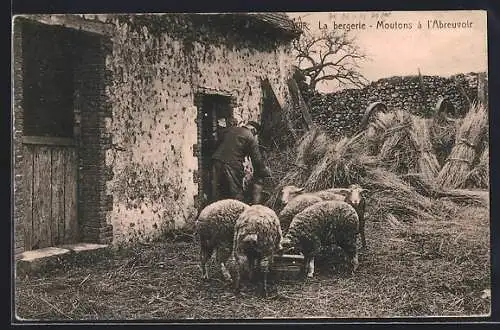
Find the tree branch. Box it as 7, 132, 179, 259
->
291, 28, 368, 91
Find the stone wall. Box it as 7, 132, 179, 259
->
13, 14, 296, 251
309, 73, 483, 137
103, 14, 294, 244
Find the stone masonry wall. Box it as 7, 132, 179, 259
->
13, 20, 25, 255
309, 73, 483, 137
103, 14, 294, 244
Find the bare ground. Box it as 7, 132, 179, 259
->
15, 203, 490, 320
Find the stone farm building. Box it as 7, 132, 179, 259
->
13, 13, 301, 255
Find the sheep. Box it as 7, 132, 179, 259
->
279, 185, 346, 205
278, 194, 325, 233
280, 200, 360, 278
279, 184, 368, 249
195, 199, 250, 281
227, 204, 283, 297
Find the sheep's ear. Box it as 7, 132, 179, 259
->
360, 188, 369, 193
295, 187, 305, 193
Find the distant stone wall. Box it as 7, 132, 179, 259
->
309, 73, 484, 137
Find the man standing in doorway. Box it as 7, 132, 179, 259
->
211, 120, 271, 202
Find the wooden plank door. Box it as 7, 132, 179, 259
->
23, 138, 78, 250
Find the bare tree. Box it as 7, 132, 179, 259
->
292, 28, 368, 91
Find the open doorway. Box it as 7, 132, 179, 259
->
18, 18, 108, 251
196, 93, 234, 208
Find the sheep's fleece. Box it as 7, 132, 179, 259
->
233, 204, 283, 256
196, 199, 250, 251
285, 200, 359, 256
278, 194, 323, 233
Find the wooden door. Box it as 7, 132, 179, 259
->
21, 21, 79, 250
23, 138, 78, 250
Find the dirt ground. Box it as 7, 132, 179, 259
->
15, 203, 490, 320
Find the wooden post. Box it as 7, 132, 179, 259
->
287, 78, 315, 130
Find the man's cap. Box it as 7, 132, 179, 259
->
247, 121, 261, 133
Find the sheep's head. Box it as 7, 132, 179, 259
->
279, 185, 305, 205
279, 236, 300, 254
346, 184, 367, 206
280, 236, 292, 249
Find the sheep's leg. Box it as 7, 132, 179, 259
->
216, 247, 232, 282
247, 255, 256, 283
305, 237, 321, 278
360, 230, 366, 251
259, 257, 270, 297
232, 255, 241, 295
200, 240, 214, 280
302, 253, 315, 278
359, 215, 367, 250
306, 256, 315, 278
339, 236, 359, 274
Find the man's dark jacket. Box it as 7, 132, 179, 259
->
211, 126, 270, 178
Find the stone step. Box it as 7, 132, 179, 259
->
16, 243, 109, 278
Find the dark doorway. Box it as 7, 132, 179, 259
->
19, 19, 107, 251
197, 94, 233, 208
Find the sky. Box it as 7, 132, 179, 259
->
286, 11, 488, 92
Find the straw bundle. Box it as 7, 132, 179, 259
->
437, 102, 488, 189
366, 190, 436, 223
295, 127, 333, 169
377, 110, 418, 174
265, 128, 332, 210
365, 111, 397, 155
465, 147, 489, 189
304, 132, 374, 190
361, 167, 434, 212
409, 117, 441, 181
430, 114, 462, 167
402, 173, 488, 206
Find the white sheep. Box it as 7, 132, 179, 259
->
195, 199, 250, 281
227, 204, 283, 297
278, 194, 326, 233
281, 200, 360, 278
279, 184, 368, 249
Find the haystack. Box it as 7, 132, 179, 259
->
437, 102, 488, 189
304, 132, 374, 190
301, 132, 437, 223
295, 127, 333, 169
360, 167, 436, 223
364, 110, 440, 180
377, 110, 418, 174
430, 113, 462, 167
402, 173, 488, 207
265, 128, 333, 210
365, 111, 397, 155
465, 147, 489, 189
409, 117, 441, 181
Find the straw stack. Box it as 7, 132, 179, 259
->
365, 111, 397, 155
377, 110, 418, 174
409, 117, 441, 181
437, 102, 488, 189
465, 147, 489, 189
430, 114, 462, 167
304, 132, 374, 190
265, 128, 333, 210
